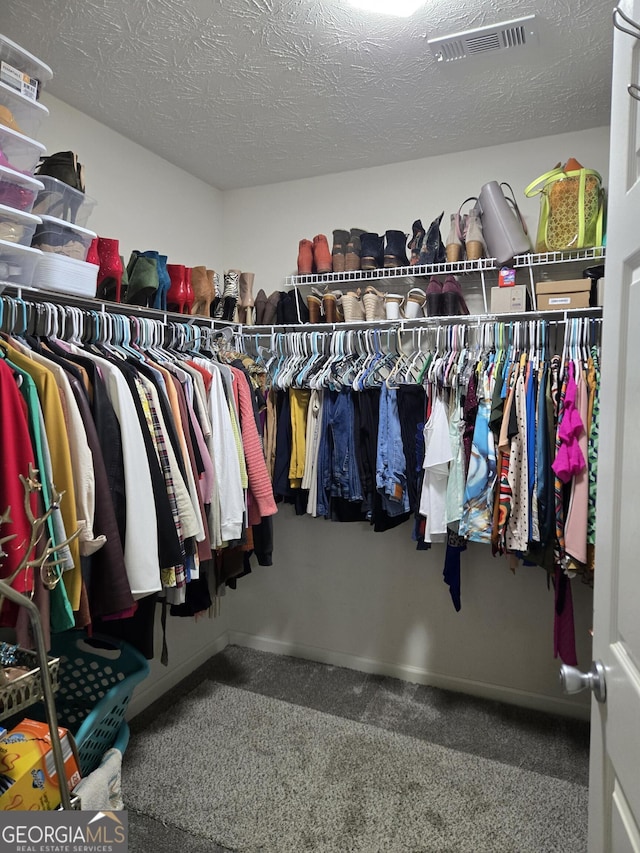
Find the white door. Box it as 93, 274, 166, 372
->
589, 2, 640, 850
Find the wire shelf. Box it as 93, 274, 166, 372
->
285, 247, 606, 287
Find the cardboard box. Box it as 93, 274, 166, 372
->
0, 719, 81, 810
490, 284, 528, 313
535, 279, 591, 311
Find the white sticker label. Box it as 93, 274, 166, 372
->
548, 297, 571, 305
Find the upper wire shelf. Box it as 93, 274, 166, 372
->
284, 246, 606, 287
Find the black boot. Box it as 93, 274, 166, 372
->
418, 212, 446, 266
360, 233, 384, 270
384, 230, 409, 267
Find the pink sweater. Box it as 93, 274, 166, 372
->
229, 367, 277, 524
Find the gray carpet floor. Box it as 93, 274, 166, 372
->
125, 646, 590, 853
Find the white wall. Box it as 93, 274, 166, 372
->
222, 125, 610, 293
37, 92, 607, 717
39, 94, 225, 270
222, 126, 610, 718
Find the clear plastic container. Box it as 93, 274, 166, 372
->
0, 79, 49, 140
0, 122, 46, 174
0, 162, 43, 213
31, 214, 96, 262
32, 251, 98, 298
0, 202, 40, 246
0, 33, 53, 91
0, 238, 42, 287
32, 175, 97, 227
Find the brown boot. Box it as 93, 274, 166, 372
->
323, 292, 338, 323
190, 266, 214, 316
254, 288, 268, 325
308, 294, 322, 324
238, 272, 255, 323
313, 234, 332, 275
262, 291, 281, 325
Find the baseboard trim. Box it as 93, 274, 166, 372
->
128, 630, 230, 719
228, 631, 590, 721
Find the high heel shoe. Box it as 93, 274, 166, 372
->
139, 251, 170, 310
183, 267, 194, 314
96, 237, 124, 302
166, 264, 189, 313
125, 252, 158, 307
190, 265, 215, 317
222, 270, 240, 321
86, 237, 100, 266
237, 272, 255, 324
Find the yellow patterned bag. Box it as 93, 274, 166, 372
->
525, 158, 604, 252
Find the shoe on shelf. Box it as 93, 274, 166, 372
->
345, 228, 366, 272
341, 290, 365, 323
362, 286, 385, 321
384, 293, 404, 320
418, 212, 446, 266
465, 209, 485, 261
404, 287, 426, 319
442, 275, 470, 316
262, 290, 282, 325
96, 237, 124, 303
191, 265, 215, 317
332, 229, 350, 273
298, 239, 313, 275
445, 214, 464, 263
322, 290, 341, 323
425, 277, 444, 317
221, 269, 240, 321
313, 234, 332, 275
237, 272, 255, 324
360, 234, 384, 271
86, 237, 100, 266
165, 263, 188, 313
384, 230, 409, 268
254, 288, 268, 325
408, 220, 425, 265
307, 293, 323, 324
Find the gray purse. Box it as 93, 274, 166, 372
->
477, 181, 531, 265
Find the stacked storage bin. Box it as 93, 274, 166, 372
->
0, 33, 99, 297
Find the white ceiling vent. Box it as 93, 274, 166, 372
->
428, 15, 537, 63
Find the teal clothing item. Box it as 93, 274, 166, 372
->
459, 368, 497, 544
14, 362, 75, 632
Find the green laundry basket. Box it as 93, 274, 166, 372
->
33, 630, 149, 776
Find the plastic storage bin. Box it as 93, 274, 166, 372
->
32, 175, 97, 227
32, 214, 96, 261
32, 251, 98, 297
0, 33, 51, 140
0, 122, 46, 174
0, 202, 40, 246
0, 162, 43, 213
0, 33, 53, 95
0, 79, 49, 141
0, 238, 42, 286
30, 632, 149, 777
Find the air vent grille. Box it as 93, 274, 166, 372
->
428, 15, 536, 63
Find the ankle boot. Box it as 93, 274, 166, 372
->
425, 277, 444, 317
408, 220, 425, 265
312, 234, 332, 275
445, 214, 463, 263
238, 272, 255, 324
166, 264, 189, 313
254, 288, 268, 325
442, 275, 470, 316
96, 237, 124, 302
263, 291, 282, 325
345, 228, 365, 272
360, 233, 384, 271
157, 254, 170, 310
384, 230, 409, 267
183, 267, 194, 314
307, 294, 322, 324
211, 270, 223, 318
298, 239, 313, 275
222, 270, 240, 321
322, 291, 339, 323
86, 237, 100, 266
331, 229, 350, 273
465, 210, 485, 260
190, 265, 215, 317
418, 212, 446, 266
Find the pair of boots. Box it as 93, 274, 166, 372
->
407, 214, 447, 267
330, 228, 367, 272
425, 276, 470, 316
297, 235, 332, 276
119, 250, 171, 309
211, 271, 255, 323
348, 231, 409, 271
445, 209, 485, 262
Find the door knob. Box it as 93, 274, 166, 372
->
559, 660, 606, 703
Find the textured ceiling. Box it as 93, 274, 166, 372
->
3, 0, 613, 190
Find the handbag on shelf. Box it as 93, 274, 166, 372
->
477, 180, 531, 265
524, 159, 604, 253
